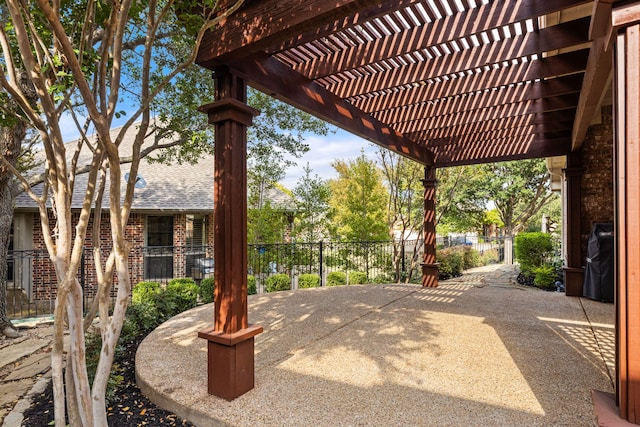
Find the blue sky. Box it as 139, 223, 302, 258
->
280, 129, 379, 189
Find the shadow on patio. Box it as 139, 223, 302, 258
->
135, 264, 614, 426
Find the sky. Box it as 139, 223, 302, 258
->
280, 129, 379, 189
60, 112, 379, 191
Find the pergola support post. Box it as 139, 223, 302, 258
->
613, 3, 640, 422
198, 68, 263, 401
421, 165, 438, 287
563, 152, 585, 297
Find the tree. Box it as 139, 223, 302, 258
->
0, 1, 244, 425
329, 152, 388, 242
292, 163, 332, 242
479, 159, 554, 236
435, 165, 487, 234
378, 150, 424, 281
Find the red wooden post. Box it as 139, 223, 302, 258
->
198, 68, 263, 401
421, 165, 438, 287
613, 4, 640, 422
562, 152, 585, 297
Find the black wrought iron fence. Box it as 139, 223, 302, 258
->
6, 237, 503, 319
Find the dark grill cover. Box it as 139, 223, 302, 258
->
582, 222, 614, 302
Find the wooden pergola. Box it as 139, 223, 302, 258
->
195, 0, 640, 423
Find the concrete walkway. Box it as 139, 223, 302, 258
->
136, 264, 616, 426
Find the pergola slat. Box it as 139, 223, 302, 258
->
375, 73, 584, 125
432, 136, 572, 167
396, 93, 580, 134
406, 111, 576, 141
300, 12, 589, 83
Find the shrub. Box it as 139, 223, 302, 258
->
199, 278, 215, 304
480, 248, 499, 265
247, 275, 257, 295
327, 271, 347, 286
165, 278, 199, 315
348, 271, 368, 285
132, 281, 161, 304
437, 247, 465, 280
125, 300, 160, 333
515, 232, 553, 275
533, 264, 557, 291
298, 273, 321, 288
462, 246, 481, 270
372, 273, 392, 284
265, 274, 291, 292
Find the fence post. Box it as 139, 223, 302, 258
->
318, 241, 324, 286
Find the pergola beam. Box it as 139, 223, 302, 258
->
228, 52, 434, 165
198, 0, 418, 66
572, 1, 616, 149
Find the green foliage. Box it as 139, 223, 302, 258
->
327, 271, 347, 286
329, 152, 389, 241
247, 275, 257, 295
533, 264, 557, 291
248, 201, 289, 244
372, 273, 392, 284
437, 247, 465, 280
348, 271, 368, 285
124, 301, 159, 333
298, 273, 321, 288
265, 274, 291, 292
515, 232, 553, 275
132, 281, 162, 304
293, 164, 333, 242
462, 246, 482, 270
166, 278, 199, 314
479, 249, 500, 265
84, 332, 124, 404
199, 278, 215, 304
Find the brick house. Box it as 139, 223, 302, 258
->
10, 125, 294, 304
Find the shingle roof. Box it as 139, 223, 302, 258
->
14, 124, 294, 213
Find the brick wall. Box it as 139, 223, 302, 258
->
30, 211, 147, 302
579, 104, 615, 261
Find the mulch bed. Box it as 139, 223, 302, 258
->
21, 333, 194, 426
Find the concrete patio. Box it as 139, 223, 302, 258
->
136, 264, 615, 426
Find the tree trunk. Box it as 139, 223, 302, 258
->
0, 124, 25, 338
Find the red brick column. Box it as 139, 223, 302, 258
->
421, 165, 438, 287
613, 4, 640, 422
197, 68, 262, 401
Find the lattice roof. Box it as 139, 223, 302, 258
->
197, 0, 615, 167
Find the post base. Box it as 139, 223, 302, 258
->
421, 263, 439, 288
198, 324, 263, 400
563, 267, 585, 297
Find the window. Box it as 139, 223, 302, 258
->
186, 215, 208, 278
145, 216, 174, 280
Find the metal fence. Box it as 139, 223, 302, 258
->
6, 237, 504, 319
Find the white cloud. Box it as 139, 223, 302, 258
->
280, 129, 381, 189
